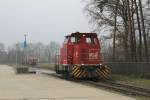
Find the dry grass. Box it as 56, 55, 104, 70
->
135, 96, 150, 100
111, 75, 150, 100
111, 74, 150, 89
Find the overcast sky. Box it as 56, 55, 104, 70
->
0, 0, 91, 45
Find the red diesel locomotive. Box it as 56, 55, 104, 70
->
55, 32, 110, 79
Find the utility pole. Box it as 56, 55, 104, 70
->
24, 34, 27, 65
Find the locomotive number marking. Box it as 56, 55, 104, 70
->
89, 52, 98, 59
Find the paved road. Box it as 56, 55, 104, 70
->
0, 65, 136, 100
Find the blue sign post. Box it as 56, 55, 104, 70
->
24, 34, 27, 66
24, 34, 27, 48
24, 41, 27, 48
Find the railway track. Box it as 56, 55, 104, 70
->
30, 67, 150, 98
87, 80, 150, 97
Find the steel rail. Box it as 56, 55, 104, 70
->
87, 80, 150, 97
30, 67, 150, 97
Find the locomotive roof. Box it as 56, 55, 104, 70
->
66, 32, 97, 37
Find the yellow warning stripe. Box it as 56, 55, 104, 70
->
79, 71, 84, 77
101, 70, 107, 78
101, 69, 107, 77
72, 66, 77, 70
74, 69, 81, 77
103, 67, 110, 74
96, 68, 102, 74
71, 66, 110, 79
76, 71, 83, 78
72, 67, 79, 75
96, 66, 110, 79
101, 69, 107, 75
97, 68, 105, 78
72, 66, 87, 78
74, 70, 81, 77
82, 71, 86, 78
96, 70, 102, 79
105, 69, 109, 74
96, 69, 102, 78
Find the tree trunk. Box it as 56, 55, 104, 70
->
138, 0, 149, 62
131, 0, 137, 62
113, 0, 119, 62
127, 0, 134, 61
123, 1, 129, 62
134, 0, 142, 61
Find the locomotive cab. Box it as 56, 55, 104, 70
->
55, 32, 110, 79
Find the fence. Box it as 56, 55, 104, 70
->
107, 62, 150, 77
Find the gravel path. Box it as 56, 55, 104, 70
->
0, 65, 136, 100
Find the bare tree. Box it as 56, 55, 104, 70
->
113, 0, 119, 61
138, 0, 149, 61
85, 0, 150, 62
45, 42, 60, 63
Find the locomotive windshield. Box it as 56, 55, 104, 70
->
86, 37, 98, 44
70, 36, 79, 43
65, 33, 99, 45
70, 37, 76, 43
64, 36, 79, 43
86, 37, 93, 44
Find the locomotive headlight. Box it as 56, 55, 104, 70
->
81, 64, 84, 66
99, 63, 102, 66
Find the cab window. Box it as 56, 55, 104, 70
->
70, 37, 76, 43
86, 37, 94, 44
70, 36, 79, 43
86, 38, 92, 44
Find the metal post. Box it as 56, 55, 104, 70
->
24, 34, 27, 66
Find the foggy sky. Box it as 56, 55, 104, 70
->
0, 0, 91, 45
